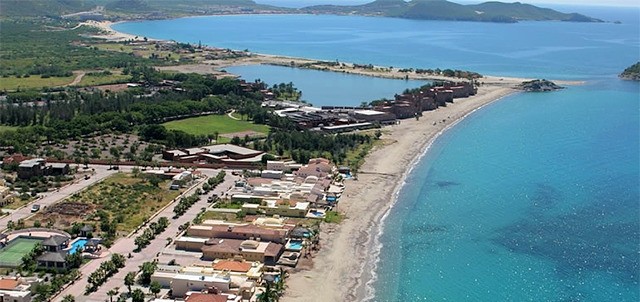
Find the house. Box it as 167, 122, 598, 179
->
0, 278, 31, 302
186, 224, 288, 244
185, 293, 229, 302
0, 185, 12, 206
169, 273, 231, 298
37, 252, 68, 270
259, 200, 310, 218
17, 158, 45, 179
17, 159, 70, 179
41, 235, 70, 252
200, 238, 283, 265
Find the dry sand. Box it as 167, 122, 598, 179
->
282, 83, 521, 302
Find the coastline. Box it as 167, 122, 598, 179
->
83, 18, 578, 302
282, 84, 519, 302
84, 20, 586, 86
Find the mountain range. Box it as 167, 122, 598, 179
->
0, 0, 603, 23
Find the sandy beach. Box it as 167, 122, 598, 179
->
282, 83, 521, 302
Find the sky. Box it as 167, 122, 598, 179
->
256, 0, 640, 8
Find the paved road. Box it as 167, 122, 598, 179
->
53, 169, 237, 302
0, 165, 118, 231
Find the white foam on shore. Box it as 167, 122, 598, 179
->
360, 94, 515, 302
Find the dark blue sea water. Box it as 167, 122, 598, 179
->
115, 10, 640, 302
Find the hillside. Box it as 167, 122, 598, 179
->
619, 62, 640, 81
302, 0, 603, 23
0, 0, 99, 17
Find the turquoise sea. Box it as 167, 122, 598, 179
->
115, 8, 639, 302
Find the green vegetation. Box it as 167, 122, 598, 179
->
324, 211, 344, 223
0, 21, 157, 80
302, 0, 602, 23
163, 114, 270, 137
78, 72, 131, 87
30, 173, 180, 237
0, 75, 76, 91
86, 253, 126, 294
620, 62, 640, 81
133, 217, 169, 252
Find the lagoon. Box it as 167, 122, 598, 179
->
225, 64, 426, 107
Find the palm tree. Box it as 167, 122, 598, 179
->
124, 272, 136, 294
257, 282, 279, 302
107, 287, 119, 302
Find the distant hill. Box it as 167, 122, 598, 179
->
0, 0, 99, 17
620, 62, 640, 81
1, 0, 285, 17
302, 0, 603, 23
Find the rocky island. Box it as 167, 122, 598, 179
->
619, 62, 640, 81
517, 79, 565, 92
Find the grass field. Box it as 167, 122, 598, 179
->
78, 73, 131, 87
163, 114, 270, 139
0, 125, 18, 133
0, 75, 75, 91
0, 238, 41, 267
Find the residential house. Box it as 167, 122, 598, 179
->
0, 278, 31, 302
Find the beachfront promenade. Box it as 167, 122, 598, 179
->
52, 169, 238, 302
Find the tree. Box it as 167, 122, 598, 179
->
112, 253, 126, 269
257, 282, 279, 302
124, 272, 136, 293
138, 261, 157, 285
107, 288, 119, 302
131, 288, 145, 302
62, 294, 76, 302
149, 280, 161, 297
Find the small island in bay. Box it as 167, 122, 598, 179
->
517, 79, 565, 92
619, 62, 640, 81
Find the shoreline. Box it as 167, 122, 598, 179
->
83, 19, 577, 302
282, 85, 519, 302
82, 20, 585, 86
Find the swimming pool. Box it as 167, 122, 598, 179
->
286, 240, 303, 251
68, 239, 88, 255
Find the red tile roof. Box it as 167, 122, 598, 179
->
185, 293, 227, 302
0, 279, 19, 290
213, 260, 252, 272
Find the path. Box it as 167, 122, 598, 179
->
227, 109, 241, 120
53, 170, 238, 302
0, 165, 116, 231
66, 71, 86, 87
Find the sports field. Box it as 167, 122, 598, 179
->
162, 114, 269, 137
0, 237, 41, 267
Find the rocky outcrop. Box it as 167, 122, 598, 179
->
619, 62, 640, 81
517, 79, 564, 92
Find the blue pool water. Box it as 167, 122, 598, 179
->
115, 8, 639, 301
288, 240, 304, 251
68, 239, 88, 255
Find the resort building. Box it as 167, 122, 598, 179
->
162, 144, 266, 166
242, 200, 310, 218
0, 278, 32, 302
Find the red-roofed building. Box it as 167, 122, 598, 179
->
185, 293, 227, 302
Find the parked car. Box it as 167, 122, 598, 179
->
31, 204, 41, 212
